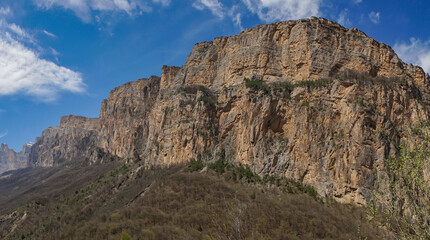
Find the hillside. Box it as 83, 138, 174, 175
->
1, 17, 430, 238
0, 162, 396, 239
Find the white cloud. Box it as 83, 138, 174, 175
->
228, 5, 243, 30
242, 0, 321, 22
43, 30, 57, 38
354, 0, 362, 4
152, 0, 170, 6
0, 17, 85, 101
0, 7, 11, 17
193, 0, 224, 18
33, 0, 153, 22
337, 8, 351, 27
369, 11, 380, 24
233, 12, 243, 30
394, 38, 430, 74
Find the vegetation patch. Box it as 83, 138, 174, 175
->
244, 70, 404, 97
208, 158, 228, 175
0, 161, 396, 240
187, 158, 204, 172
244, 77, 270, 93
371, 122, 430, 239
244, 76, 332, 95
334, 69, 402, 87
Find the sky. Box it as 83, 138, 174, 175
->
0, 0, 429, 151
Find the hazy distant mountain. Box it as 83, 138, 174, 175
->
0, 143, 32, 174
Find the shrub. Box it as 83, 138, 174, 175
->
208, 158, 227, 175
188, 158, 204, 172
382, 138, 430, 237
301, 100, 310, 107
120, 231, 131, 240
412, 125, 424, 136
295, 78, 332, 89
197, 95, 215, 107
250, 191, 256, 200
244, 77, 270, 93
235, 165, 261, 184
177, 85, 200, 94
281, 82, 295, 92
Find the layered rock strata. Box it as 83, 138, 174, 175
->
21, 17, 430, 205
29, 115, 101, 167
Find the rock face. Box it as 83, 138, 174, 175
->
24, 17, 430, 206
98, 76, 161, 160
0, 143, 32, 174
29, 115, 101, 167
173, 17, 428, 89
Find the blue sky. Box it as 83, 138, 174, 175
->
0, 0, 429, 151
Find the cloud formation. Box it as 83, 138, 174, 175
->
394, 38, 430, 74
152, 0, 170, 6
33, 0, 156, 22
193, 0, 224, 18
368, 11, 380, 24
243, 0, 321, 22
337, 8, 351, 27
0, 10, 85, 101
0, 131, 7, 139
43, 30, 57, 38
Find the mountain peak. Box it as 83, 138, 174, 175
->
174, 17, 428, 90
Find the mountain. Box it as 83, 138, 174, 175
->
29, 17, 430, 204
0, 143, 32, 174
1, 17, 430, 238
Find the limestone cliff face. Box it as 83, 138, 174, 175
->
98, 76, 161, 160
29, 115, 101, 167
0, 143, 31, 174
27, 17, 430, 205
173, 17, 428, 89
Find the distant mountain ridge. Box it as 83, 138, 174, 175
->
0, 143, 32, 174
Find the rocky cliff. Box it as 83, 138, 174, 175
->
0, 143, 32, 174
21, 17, 430, 208
174, 17, 428, 88
28, 115, 102, 167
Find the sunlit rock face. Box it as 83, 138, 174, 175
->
28, 17, 430, 205
29, 115, 101, 167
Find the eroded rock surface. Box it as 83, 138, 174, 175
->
29, 115, 101, 167
23, 18, 430, 205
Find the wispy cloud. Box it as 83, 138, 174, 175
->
192, 0, 321, 27
394, 38, 430, 74
228, 5, 243, 30
242, 0, 321, 22
33, 0, 154, 22
0, 12, 85, 102
369, 11, 380, 24
337, 8, 352, 27
232, 12, 243, 30
0, 131, 8, 139
0, 7, 11, 17
43, 30, 56, 38
152, 0, 170, 6
193, 0, 224, 19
